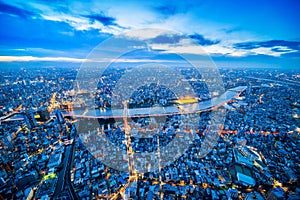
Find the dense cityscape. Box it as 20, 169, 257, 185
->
0, 65, 299, 199
1, 0, 300, 199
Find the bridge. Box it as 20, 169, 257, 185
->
65, 86, 246, 118
0, 86, 246, 123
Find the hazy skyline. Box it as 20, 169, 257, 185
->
0, 0, 299, 68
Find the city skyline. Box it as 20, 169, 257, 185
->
1, 1, 300, 199
0, 0, 299, 68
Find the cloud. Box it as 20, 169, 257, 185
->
14, 1, 125, 34
83, 14, 117, 26
0, 55, 176, 63
148, 35, 298, 58
150, 34, 184, 44
0, 1, 258, 48
123, 30, 220, 48
40, 14, 123, 34
148, 32, 219, 46
233, 40, 300, 57
122, 29, 172, 40
234, 40, 300, 51
188, 33, 220, 46
0, 0, 298, 67
119, 31, 247, 57
0, 56, 86, 62
0, 13, 112, 54
0, 1, 37, 18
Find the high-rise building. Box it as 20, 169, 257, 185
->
55, 109, 65, 124
24, 112, 37, 129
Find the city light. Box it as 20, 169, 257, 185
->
0, 1, 299, 199
43, 173, 57, 181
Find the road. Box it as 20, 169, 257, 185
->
0, 86, 247, 199
53, 127, 78, 199
246, 76, 300, 87
53, 145, 71, 197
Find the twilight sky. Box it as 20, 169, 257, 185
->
0, 0, 299, 68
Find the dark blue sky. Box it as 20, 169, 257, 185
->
0, 0, 299, 67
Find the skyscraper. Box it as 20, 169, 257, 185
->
24, 112, 37, 129
55, 109, 65, 124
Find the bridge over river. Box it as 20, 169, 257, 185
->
0, 86, 246, 122
66, 86, 246, 119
